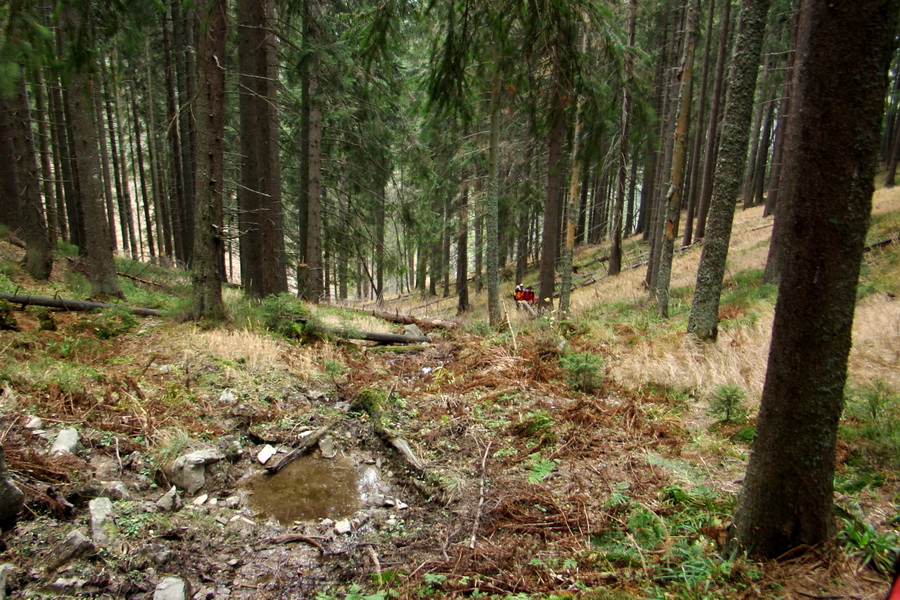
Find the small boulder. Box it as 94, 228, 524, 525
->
88, 498, 117, 546
318, 436, 337, 459
23, 416, 43, 430
155, 487, 183, 512
49, 429, 79, 456
0, 563, 16, 600
166, 448, 224, 495
153, 577, 191, 600
47, 530, 96, 571
334, 519, 352, 535
403, 324, 425, 339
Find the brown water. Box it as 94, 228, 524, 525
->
246, 454, 379, 525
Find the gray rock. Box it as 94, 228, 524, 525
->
166, 448, 224, 495
88, 497, 117, 546
217, 435, 242, 461
318, 436, 337, 459
49, 428, 79, 456
403, 324, 425, 339
47, 530, 96, 571
99, 481, 131, 501
23, 416, 42, 429
0, 563, 15, 600
218, 389, 236, 404
153, 577, 191, 600
334, 519, 352, 535
155, 487, 183, 512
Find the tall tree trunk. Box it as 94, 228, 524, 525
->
162, 4, 188, 266
47, 77, 68, 242
190, 0, 226, 319
304, 0, 324, 302
375, 184, 386, 302
694, 0, 732, 239
686, 0, 770, 341
237, 0, 287, 298
174, 0, 196, 266
94, 78, 117, 253
749, 96, 774, 208
682, 0, 717, 247
0, 79, 53, 279
486, 49, 502, 326
130, 85, 155, 259
31, 70, 58, 243
456, 181, 470, 315
730, 0, 898, 557
609, 0, 638, 276
655, 0, 698, 318
538, 64, 567, 311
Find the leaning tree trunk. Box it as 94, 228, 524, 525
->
730, 0, 898, 557
686, 0, 770, 341
190, 0, 226, 319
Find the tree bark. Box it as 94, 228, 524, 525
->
190, 0, 226, 319
302, 0, 324, 302
687, 0, 770, 340
486, 48, 502, 326
730, 0, 898, 556
694, 0, 732, 240
237, 0, 287, 298
538, 65, 567, 312
456, 181, 470, 315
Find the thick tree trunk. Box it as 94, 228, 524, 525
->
94, 78, 117, 253
486, 51, 502, 326
302, 0, 324, 302
538, 68, 567, 312
687, 0, 770, 340
190, 0, 226, 319
237, 0, 287, 298
731, 0, 898, 556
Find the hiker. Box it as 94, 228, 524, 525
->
523, 286, 536, 305
513, 284, 525, 310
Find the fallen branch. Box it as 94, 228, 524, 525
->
864, 233, 900, 252
364, 309, 457, 330
469, 440, 492, 549
0, 293, 162, 317
269, 534, 326, 554
265, 420, 338, 473
323, 327, 430, 345
116, 271, 168, 289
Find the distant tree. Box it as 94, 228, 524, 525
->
729, 0, 898, 557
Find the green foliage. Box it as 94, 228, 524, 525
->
526, 453, 558, 484
0, 300, 19, 331
558, 351, 605, 392
92, 309, 138, 339
838, 515, 899, 574
516, 410, 556, 440
350, 388, 387, 420
706, 384, 749, 424
260, 294, 310, 339
842, 380, 900, 468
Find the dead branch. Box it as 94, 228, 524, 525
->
265, 420, 338, 473
864, 233, 900, 251
364, 309, 457, 330
0, 293, 163, 317
269, 534, 326, 554
469, 440, 492, 549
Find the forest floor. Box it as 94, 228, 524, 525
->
0, 190, 897, 600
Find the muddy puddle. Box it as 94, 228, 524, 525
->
245, 454, 380, 525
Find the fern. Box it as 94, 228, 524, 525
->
527, 453, 558, 484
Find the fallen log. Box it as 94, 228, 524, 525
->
265, 420, 338, 473
313, 326, 429, 345
864, 234, 900, 252
0, 293, 163, 317
365, 309, 457, 330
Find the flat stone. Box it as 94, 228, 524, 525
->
318, 436, 337, 459
99, 481, 131, 501
334, 519, 352, 535
88, 498, 116, 546
23, 416, 43, 429
153, 576, 191, 600
47, 530, 96, 571
192, 494, 208, 506
155, 487, 183, 512
49, 428, 79, 456
256, 445, 276, 465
